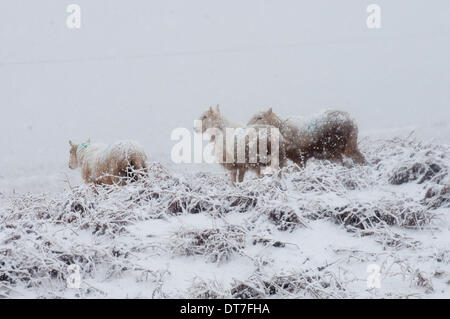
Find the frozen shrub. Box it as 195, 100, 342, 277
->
231, 269, 346, 299
227, 195, 258, 212
231, 282, 266, 299
170, 226, 246, 264
327, 199, 432, 232
423, 185, 450, 209
188, 278, 229, 299
266, 207, 303, 231
252, 236, 286, 248
389, 162, 443, 185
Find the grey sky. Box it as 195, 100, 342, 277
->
1, 1, 449, 171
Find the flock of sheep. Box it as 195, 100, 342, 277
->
68, 106, 366, 186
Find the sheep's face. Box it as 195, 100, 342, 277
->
195, 107, 222, 133
68, 141, 79, 169
247, 108, 281, 128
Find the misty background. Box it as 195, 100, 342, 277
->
0, 0, 449, 192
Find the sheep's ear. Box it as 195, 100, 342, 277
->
216, 104, 221, 113
69, 140, 73, 146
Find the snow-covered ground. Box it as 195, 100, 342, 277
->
0, 126, 449, 299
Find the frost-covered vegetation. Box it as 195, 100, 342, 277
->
0, 136, 449, 298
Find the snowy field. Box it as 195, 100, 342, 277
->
0, 127, 449, 299
1, 1, 449, 298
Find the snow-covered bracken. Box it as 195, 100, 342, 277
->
1, 135, 448, 298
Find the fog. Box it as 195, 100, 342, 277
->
0, 1, 449, 191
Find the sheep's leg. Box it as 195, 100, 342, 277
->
238, 167, 246, 183
279, 158, 288, 178
230, 169, 237, 185
275, 164, 284, 179
256, 168, 263, 178
344, 131, 366, 165
351, 149, 366, 165
348, 147, 366, 165
290, 150, 307, 168
82, 168, 92, 185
